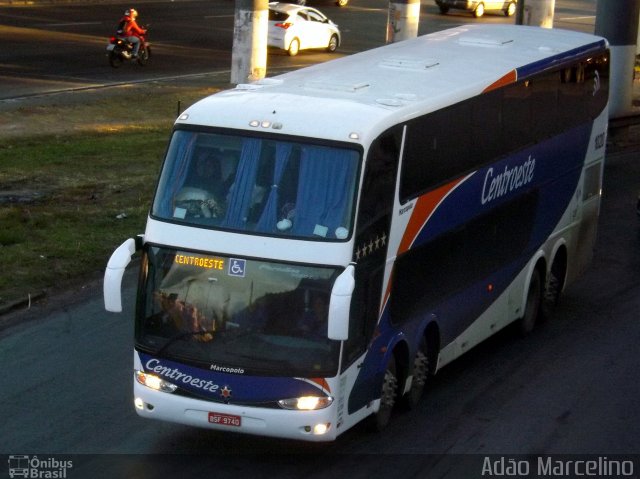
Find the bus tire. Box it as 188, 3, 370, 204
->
370, 355, 398, 431
402, 338, 429, 410
542, 252, 566, 319
518, 268, 542, 336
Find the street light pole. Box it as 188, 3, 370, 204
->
230, 0, 268, 85
595, 0, 640, 118
386, 0, 420, 43
515, 0, 555, 28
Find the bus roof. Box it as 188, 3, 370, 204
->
178, 24, 607, 144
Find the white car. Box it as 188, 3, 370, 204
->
268, 3, 341, 56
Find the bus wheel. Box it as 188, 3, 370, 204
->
371, 355, 398, 431
402, 339, 429, 410
473, 2, 485, 17
518, 268, 542, 335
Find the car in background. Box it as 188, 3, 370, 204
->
268, 2, 341, 56
435, 0, 517, 18
292, 0, 349, 6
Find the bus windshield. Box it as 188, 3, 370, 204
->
136, 246, 341, 376
152, 129, 361, 240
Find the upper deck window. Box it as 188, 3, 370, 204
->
152, 129, 360, 240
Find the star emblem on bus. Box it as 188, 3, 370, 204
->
220, 386, 232, 399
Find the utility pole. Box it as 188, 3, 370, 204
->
386, 0, 420, 43
230, 0, 268, 85
515, 0, 555, 28
595, 0, 640, 118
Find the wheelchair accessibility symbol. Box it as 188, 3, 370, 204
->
228, 258, 246, 277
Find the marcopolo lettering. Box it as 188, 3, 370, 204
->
146, 358, 219, 393
481, 155, 536, 205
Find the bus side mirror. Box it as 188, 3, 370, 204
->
327, 264, 355, 341
104, 238, 137, 313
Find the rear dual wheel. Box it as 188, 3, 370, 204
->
518, 268, 542, 335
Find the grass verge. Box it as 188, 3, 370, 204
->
0, 81, 222, 310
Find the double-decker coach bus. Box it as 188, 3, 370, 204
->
104, 24, 609, 441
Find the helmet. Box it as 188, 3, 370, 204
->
124, 8, 138, 18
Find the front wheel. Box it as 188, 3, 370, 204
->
326, 34, 338, 53
402, 339, 429, 410
137, 46, 150, 66
370, 355, 398, 431
109, 50, 123, 68
287, 38, 300, 56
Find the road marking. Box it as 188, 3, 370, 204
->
557, 16, 595, 21
43, 22, 104, 27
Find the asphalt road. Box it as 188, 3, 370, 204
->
0, 0, 597, 99
1, 136, 639, 476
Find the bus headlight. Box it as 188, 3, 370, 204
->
135, 370, 178, 393
278, 396, 333, 410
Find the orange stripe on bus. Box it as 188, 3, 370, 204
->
397, 178, 465, 256
483, 69, 517, 93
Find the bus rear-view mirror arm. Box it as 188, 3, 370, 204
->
327, 264, 355, 341
104, 237, 138, 313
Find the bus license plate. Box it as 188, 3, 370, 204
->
208, 412, 241, 427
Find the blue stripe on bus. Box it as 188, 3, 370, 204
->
348, 123, 592, 415
517, 40, 607, 80
139, 353, 329, 403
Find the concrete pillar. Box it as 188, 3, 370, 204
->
516, 0, 555, 28
386, 0, 420, 43
230, 0, 268, 85
595, 0, 640, 118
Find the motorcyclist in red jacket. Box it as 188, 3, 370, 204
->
117, 8, 147, 58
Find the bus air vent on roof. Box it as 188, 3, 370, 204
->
458, 34, 514, 47
304, 80, 370, 93
378, 57, 439, 70
235, 78, 284, 91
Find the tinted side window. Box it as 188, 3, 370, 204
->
344, 127, 402, 369
400, 102, 471, 202
391, 191, 538, 322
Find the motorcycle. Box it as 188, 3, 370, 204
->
106, 30, 150, 68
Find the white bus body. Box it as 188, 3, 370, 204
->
104, 24, 609, 441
